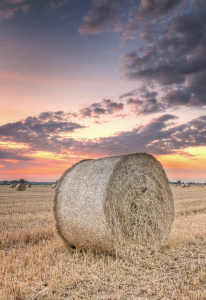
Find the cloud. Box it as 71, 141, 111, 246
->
0, 7, 19, 19
21, 4, 31, 13
50, 0, 71, 9
119, 1, 206, 110
1, 111, 206, 162
119, 88, 138, 99
7, 0, 27, 4
138, 0, 183, 17
0, 111, 85, 154
71, 114, 206, 157
79, 0, 123, 36
79, 99, 124, 118
0, 149, 35, 161
0, 2, 31, 20
120, 85, 166, 115
127, 97, 165, 115
122, 0, 183, 39
149, 115, 206, 155
162, 89, 192, 107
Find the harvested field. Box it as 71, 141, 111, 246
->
0, 185, 206, 300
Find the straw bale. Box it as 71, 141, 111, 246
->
16, 183, 26, 191
181, 184, 186, 188
10, 184, 15, 188
27, 184, 31, 187
54, 153, 174, 260
186, 184, 190, 187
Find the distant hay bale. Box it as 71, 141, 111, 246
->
10, 184, 15, 188
54, 153, 174, 260
16, 183, 26, 191
174, 184, 177, 187
27, 184, 31, 188
52, 184, 57, 189
201, 185, 204, 187
186, 184, 190, 187
181, 184, 186, 188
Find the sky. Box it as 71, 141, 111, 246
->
0, 0, 206, 182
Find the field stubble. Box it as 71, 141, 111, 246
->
0, 185, 206, 300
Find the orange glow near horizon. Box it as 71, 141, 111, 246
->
0, 141, 29, 149
157, 146, 206, 170
4, 159, 20, 163
0, 142, 206, 181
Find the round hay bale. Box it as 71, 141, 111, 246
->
10, 184, 15, 188
54, 153, 174, 259
16, 183, 26, 191
181, 184, 186, 188
174, 184, 177, 187
27, 184, 31, 188
186, 184, 190, 187
201, 185, 204, 187
52, 184, 57, 189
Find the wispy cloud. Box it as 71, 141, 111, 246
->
79, 99, 124, 118
21, 4, 31, 13
0, 2, 31, 20
7, 0, 27, 4
0, 7, 19, 19
79, 0, 123, 36
49, 0, 71, 9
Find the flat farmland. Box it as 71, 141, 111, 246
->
0, 185, 206, 300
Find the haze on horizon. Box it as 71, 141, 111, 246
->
0, 0, 206, 182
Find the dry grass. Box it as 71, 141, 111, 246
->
0, 185, 206, 300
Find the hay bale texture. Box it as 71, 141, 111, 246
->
10, 184, 15, 188
16, 183, 26, 191
52, 184, 57, 189
54, 153, 174, 259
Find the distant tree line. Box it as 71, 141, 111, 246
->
170, 180, 205, 185
1, 179, 29, 185
0, 179, 57, 185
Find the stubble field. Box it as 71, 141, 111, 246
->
0, 185, 206, 300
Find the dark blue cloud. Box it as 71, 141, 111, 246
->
79, 0, 123, 35
79, 99, 124, 118
0, 111, 85, 154
119, 1, 206, 110
72, 114, 206, 156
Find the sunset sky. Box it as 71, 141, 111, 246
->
0, 0, 206, 182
